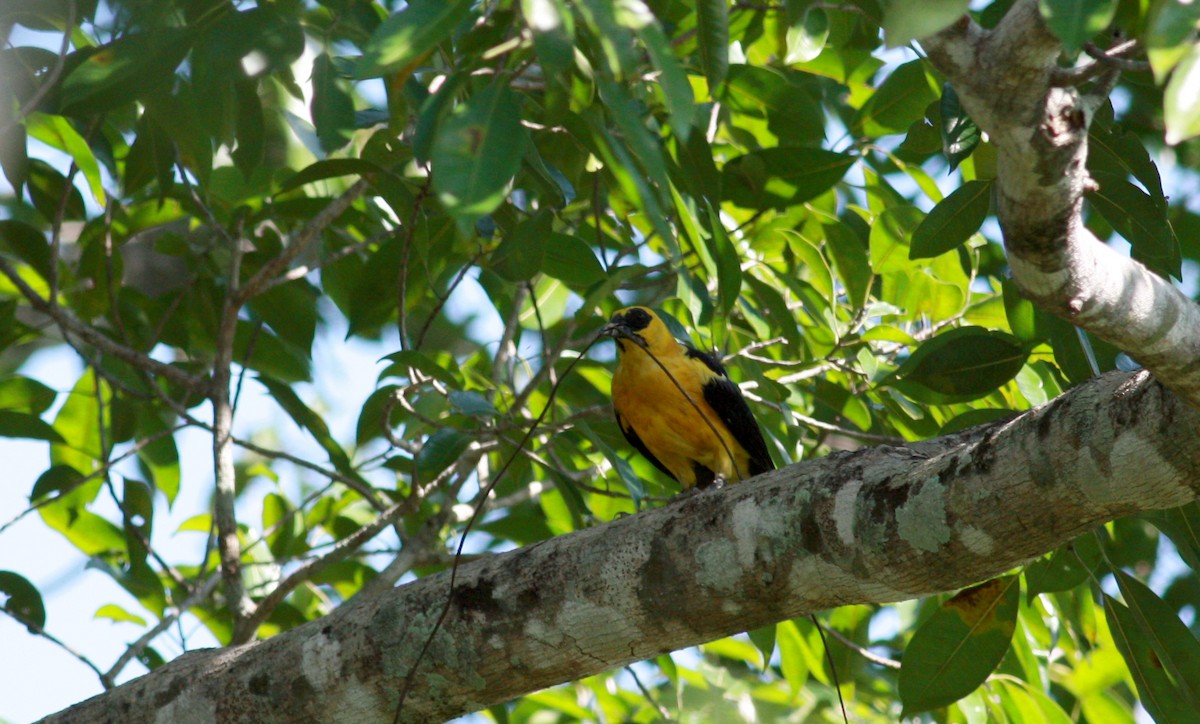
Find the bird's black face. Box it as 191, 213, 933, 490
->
601, 307, 653, 349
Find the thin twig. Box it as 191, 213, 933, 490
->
235, 178, 370, 305
103, 574, 221, 684
0, 256, 208, 394
0, 609, 108, 685
823, 623, 901, 669
0, 422, 186, 535
0, 0, 75, 137
626, 665, 671, 719
392, 342, 598, 722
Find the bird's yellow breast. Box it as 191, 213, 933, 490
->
611, 343, 752, 488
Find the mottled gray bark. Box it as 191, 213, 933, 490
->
43, 371, 1200, 723
921, 0, 1200, 407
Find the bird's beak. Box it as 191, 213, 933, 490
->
600, 318, 647, 349
600, 320, 628, 339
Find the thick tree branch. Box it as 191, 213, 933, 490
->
920, 1, 1200, 408
45, 371, 1200, 723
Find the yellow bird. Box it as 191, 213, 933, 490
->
601, 306, 774, 489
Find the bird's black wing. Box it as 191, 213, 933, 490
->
686, 346, 775, 476
615, 409, 678, 483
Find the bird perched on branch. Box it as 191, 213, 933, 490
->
601, 306, 774, 490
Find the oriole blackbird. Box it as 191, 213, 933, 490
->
602, 306, 774, 489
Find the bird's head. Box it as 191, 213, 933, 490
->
601, 306, 676, 355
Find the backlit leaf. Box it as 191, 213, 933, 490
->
433, 84, 528, 221
356, 0, 474, 78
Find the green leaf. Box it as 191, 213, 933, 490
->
696, 0, 730, 93
719, 65, 825, 145
899, 576, 1020, 714
432, 84, 529, 221
1023, 535, 1102, 598
1088, 172, 1181, 279
94, 603, 147, 626
1106, 594, 1200, 723
785, 7, 829, 64
722, 147, 855, 210
0, 219, 49, 286
0, 571, 45, 631
356, 384, 401, 447
895, 327, 1029, 399
941, 84, 980, 170
246, 280, 319, 357
256, 376, 354, 475
542, 234, 606, 289
59, 29, 194, 116
27, 159, 85, 221
449, 390, 498, 418
855, 60, 940, 137
776, 619, 810, 695
910, 180, 991, 258
748, 624, 777, 671
124, 114, 175, 196
491, 209, 550, 282
705, 202, 742, 314
263, 492, 306, 560
1144, 502, 1200, 572
51, 370, 109, 474
881, 0, 970, 48
521, 0, 574, 77
637, 19, 694, 142
0, 409, 64, 442
416, 427, 473, 479
0, 375, 55, 414
40, 504, 125, 557
1146, 0, 1200, 81
1165, 43, 1200, 146
1038, 0, 1119, 54
1113, 570, 1200, 710
311, 53, 356, 153
824, 220, 871, 311
235, 322, 311, 383
356, 0, 474, 78
276, 158, 379, 192
869, 204, 924, 274
1088, 119, 1166, 205
25, 113, 105, 207
413, 72, 468, 165
136, 415, 181, 507
29, 464, 87, 503
232, 76, 265, 177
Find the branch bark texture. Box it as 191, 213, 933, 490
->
44, 371, 1200, 723
920, 0, 1200, 407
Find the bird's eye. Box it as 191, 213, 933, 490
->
625, 308, 652, 331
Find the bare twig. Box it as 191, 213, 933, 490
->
822, 624, 901, 669
235, 178, 370, 305
0, 257, 208, 394
103, 574, 222, 684
0, 0, 75, 137
0, 609, 108, 686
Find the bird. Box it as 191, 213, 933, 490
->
601, 306, 774, 490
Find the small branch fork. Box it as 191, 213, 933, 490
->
921, 1, 1200, 409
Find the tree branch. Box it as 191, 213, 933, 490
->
44, 371, 1200, 723
920, 0, 1200, 409
0, 257, 208, 394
